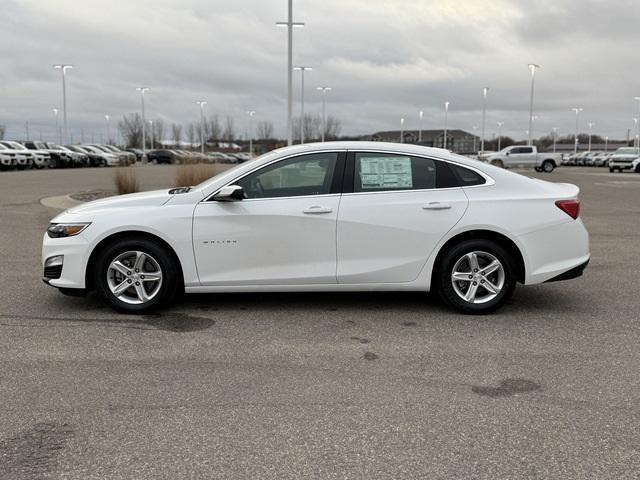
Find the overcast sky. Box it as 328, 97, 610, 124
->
2, 0, 639, 142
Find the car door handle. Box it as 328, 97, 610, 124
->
303, 206, 333, 214
422, 202, 452, 210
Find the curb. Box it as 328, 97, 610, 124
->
40, 194, 84, 211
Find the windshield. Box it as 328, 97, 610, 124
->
194, 150, 278, 189
616, 148, 638, 154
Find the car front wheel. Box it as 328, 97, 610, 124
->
94, 238, 180, 313
437, 239, 517, 314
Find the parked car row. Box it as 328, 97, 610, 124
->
146, 149, 252, 165
0, 141, 139, 170
0, 142, 254, 171
562, 147, 640, 172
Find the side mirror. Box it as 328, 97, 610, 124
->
505, 152, 510, 156
213, 185, 245, 202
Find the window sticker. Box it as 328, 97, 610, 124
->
359, 156, 412, 189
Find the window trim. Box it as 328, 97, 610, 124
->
204, 150, 347, 202
343, 149, 494, 196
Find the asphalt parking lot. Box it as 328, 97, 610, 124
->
1, 166, 639, 479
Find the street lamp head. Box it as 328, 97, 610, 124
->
52, 108, 58, 115
136, 87, 150, 94
276, 22, 305, 27
497, 122, 504, 127
317, 86, 332, 92
483, 87, 489, 97
54, 64, 73, 73
196, 101, 207, 107
444, 101, 450, 110
400, 118, 405, 125
293, 66, 313, 71
247, 110, 256, 117
419, 111, 423, 120
634, 97, 640, 101
105, 115, 110, 121
528, 63, 540, 74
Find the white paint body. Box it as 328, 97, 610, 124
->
43, 142, 590, 294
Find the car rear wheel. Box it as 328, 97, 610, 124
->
437, 239, 517, 314
542, 160, 555, 172
94, 238, 180, 313
490, 159, 504, 168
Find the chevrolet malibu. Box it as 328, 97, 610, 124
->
42, 142, 590, 314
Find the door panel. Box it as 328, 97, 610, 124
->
193, 196, 340, 285
336, 189, 468, 283
192, 151, 344, 286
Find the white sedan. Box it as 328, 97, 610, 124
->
42, 142, 590, 314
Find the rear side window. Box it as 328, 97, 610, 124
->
450, 164, 486, 186
353, 153, 457, 192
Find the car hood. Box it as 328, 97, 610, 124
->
611, 154, 639, 159
66, 189, 172, 215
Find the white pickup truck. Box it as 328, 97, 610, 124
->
485, 146, 562, 173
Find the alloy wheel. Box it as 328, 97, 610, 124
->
106, 250, 163, 305
451, 251, 505, 304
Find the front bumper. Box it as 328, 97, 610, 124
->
42, 233, 90, 289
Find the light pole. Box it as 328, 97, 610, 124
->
443, 101, 450, 149
52, 108, 60, 144
472, 125, 479, 153
634, 118, 639, 149
418, 111, 423, 143
293, 66, 312, 143
149, 120, 154, 149
104, 115, 111, 144
53, 64, 73, 143
527, 64, 540, 146
552, 127, 558, 153
587, 121, 594, 152
277, 0, 305, 146
571, 107, 583, 153
634, 97, 640, 152
196, 101, 207, 154
136, 87, 150, 156
605, 135, 609, 152
317, 87, 331, 142
247, 110, 256, 156
400, 118, 405, 143
496, 122, 504, 151
481, 87, 489, 153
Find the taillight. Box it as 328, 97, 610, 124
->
556, 199, 580, 219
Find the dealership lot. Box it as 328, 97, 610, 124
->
1, 166, 639, 478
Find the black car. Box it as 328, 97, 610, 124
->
147, 149, 175, 164
126, 148, 144, 162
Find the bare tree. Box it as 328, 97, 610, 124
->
207, 115, 222, 143
186, 123, 196, 147
223, 116, 235, 142
0, 125, 5, 140
293, 114, 322, 141
171, 123, 182, 146
152, 119, 164, 148
118, 113, 143, 148
256, 120, 274, 140
324, 115, 342, 140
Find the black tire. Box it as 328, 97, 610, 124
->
635, 164, 640, 174
542, 160, 555, 173
93, 237, 180, 313
609, 167, 614, 173
436, 239, 517, 315
534, 167, 543, 172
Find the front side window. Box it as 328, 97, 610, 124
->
237, 152, 338, 199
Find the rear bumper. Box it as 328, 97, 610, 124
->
519, 218, 590, 285
544, 259, 589, 282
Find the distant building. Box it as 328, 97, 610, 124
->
366, 129, 479, 153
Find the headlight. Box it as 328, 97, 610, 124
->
47, 223, 91, 238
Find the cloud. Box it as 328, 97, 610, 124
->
0, 0, 638, 141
